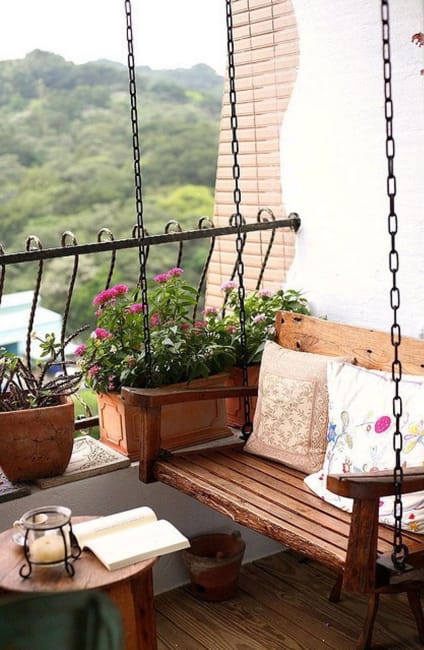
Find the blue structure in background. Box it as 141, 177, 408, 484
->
0, 291, 62, 360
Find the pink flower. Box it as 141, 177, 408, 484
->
93, 288, 116, 306
128, 303, 144, 314
194, 320, 207, 329
226, 325, 238, 334
167, 267, 183, 278
203, 307, 218, 316
74, 344, 87, 356
150, 313, 161, 326
258, 288, 273, 298
92, 284, 128, 306
112, 284, 129, 295
93, 327, 111, 340
107, 374, 118, 391
180, 323, 190, 331
220, 280, 237, 293
154, 273, 169, 284
253, 313, 266, 324
87, 365, 101, 379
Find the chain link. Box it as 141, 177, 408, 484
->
226, 0, 252, 439
381, 0, 408, 571
125, 0, 152, 385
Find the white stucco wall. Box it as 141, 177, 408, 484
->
281, 0, 424, 336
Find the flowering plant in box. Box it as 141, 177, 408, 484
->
204, 281, 310, 366
76, 268, 236, 393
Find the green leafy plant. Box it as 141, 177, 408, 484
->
77, 268, 310, 392
76, 268, 236, 393
0, 332, 83, 412
204, 281, 311, 365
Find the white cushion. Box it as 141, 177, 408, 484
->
305, 361, 424, 533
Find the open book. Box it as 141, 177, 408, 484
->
72, 507, 190, 571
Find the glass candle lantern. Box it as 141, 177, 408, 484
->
14, 506, 81, 578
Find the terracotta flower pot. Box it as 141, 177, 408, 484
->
225, 365, 260, 429
97, 373, 233, 461
0, 397, 75, 481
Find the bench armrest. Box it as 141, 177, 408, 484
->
327, 468, 424, 594
121, 382, 257, 483
121, 384, 258, 408
327, 468, 424, 500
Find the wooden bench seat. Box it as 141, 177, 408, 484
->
154, 444, 424, 574
123, 311, 424, 649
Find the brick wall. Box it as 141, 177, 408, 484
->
206, 0, 299, 305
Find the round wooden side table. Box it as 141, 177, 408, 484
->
0, 517, 157, 650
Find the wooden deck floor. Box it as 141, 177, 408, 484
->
155, 551, 423, 649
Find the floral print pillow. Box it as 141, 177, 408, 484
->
304, 361, 424, 533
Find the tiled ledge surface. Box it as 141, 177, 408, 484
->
0, 437, 130, 501
0, 430, 243, 502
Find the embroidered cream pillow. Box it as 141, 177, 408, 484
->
244, 341, 347, 473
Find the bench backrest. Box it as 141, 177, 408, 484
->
275, 311, 424, 375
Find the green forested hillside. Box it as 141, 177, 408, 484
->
0, 51, 223, 325
0, 50, 222, 249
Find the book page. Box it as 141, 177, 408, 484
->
72, 506, 157, 548
83, 519, 190, 571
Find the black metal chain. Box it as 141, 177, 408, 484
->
381, 0, 408, 571
125, 0, 152, 386
226, 0, 252, 440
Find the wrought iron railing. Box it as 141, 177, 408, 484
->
0, 211, 300, 431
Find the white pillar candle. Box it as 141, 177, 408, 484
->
30, 535, 67, 563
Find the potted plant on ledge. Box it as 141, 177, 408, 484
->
76, 268, 237, 459
0, 332, 82, 481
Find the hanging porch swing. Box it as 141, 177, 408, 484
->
122, 2, 424, 648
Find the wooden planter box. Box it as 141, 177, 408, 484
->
97, 374, 233, 462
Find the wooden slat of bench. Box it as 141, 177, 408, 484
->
155, 447, 424, 573
218, 450, 352, 527
192, 454, 349, 548
200, 450, 352, 545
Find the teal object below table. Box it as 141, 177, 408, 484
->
0, 590, 122, 650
